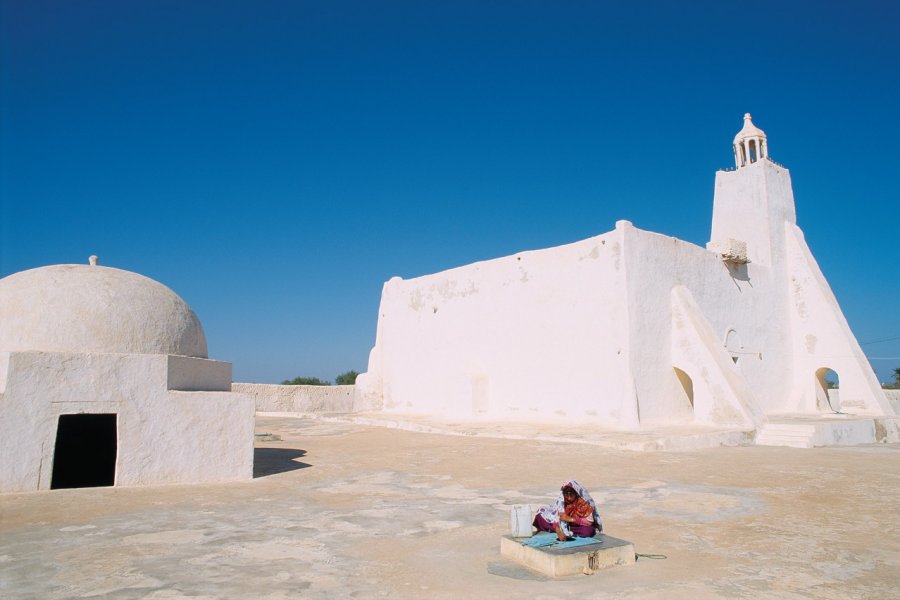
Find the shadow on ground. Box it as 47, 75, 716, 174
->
253, 448, 311, 478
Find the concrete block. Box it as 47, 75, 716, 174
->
756, 417, 883, 448
500, 533, 635, 577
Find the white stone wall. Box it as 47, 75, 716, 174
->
0, 351, 255, 493
234, 383, 370, 413
356, 159, 893, 428
710, 159, 796, 268
884, 390, 900, 414
358, 227, 632, 424
618, 221, 780, 425
782, 224, 892, 415
356, 215, 787, 427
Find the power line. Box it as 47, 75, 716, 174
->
860, 335, 900, 345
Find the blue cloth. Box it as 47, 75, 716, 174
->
518, 531, 601, 549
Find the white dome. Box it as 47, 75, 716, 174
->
733, 113, 767, 144
0, 264, 208, 357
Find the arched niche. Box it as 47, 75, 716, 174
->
814, 367, 840, 413
673, 367, 694, 410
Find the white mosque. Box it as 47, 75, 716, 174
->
355, 114, 896, 443
1, 114, 896, 495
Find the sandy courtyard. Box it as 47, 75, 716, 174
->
1, 416, 898, 599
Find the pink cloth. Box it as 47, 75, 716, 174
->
532, 513, 596, 538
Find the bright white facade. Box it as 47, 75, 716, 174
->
0, 263, 255, 492
356, 115, 894, 430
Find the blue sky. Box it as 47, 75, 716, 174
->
2, 1, 898, 384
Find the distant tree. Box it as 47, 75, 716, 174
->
884, 367, 900, 390
335, 370, 360, 385
825, 378, 838, 389
281, 376, 331, 386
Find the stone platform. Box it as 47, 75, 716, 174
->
756, 414, 900, 448
500, 533, 635, 577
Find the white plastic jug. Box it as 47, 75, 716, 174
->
509, 504, 533, 538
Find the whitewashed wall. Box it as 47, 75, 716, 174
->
884, 390, 900, 413
234, 383, 375, 413
782, 224, 892, 415
0, 351, 254, 492
356, 160, 893, 427
359, 227, 633, 424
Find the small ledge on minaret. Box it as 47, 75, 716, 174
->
707, 239, 750, 264
88, 255, 99, 266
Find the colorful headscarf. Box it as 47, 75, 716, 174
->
534, 479, 602, 537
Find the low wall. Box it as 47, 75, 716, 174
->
827, 389, 900, 415
233, 383, 377, 413
237, 383, 900, 417
885, 390, 900, 414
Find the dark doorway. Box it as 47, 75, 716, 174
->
50, 414, 117, 489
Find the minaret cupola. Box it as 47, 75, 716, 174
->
733, 113, 768, 168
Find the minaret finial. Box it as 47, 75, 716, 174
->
733, 113, 768, 168
88, 255, 99, 266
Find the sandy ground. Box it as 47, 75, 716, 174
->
1, 416, 899, 599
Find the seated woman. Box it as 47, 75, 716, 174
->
532, 480, 602, 541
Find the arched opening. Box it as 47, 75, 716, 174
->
814, 368, 840, 413
725, 329, 742, 364
748, 139, 758, 163
50, 414, 117, 489
673, 367, 694, 410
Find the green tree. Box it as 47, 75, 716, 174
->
885, 367, 900, 390
281, 376, 331, 386
335, 370, 360, 385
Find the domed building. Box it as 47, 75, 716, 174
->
0, 260, 255, 492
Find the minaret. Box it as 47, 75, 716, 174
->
708, 113, 796, 267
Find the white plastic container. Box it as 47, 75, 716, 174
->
509, 504, 533, 538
